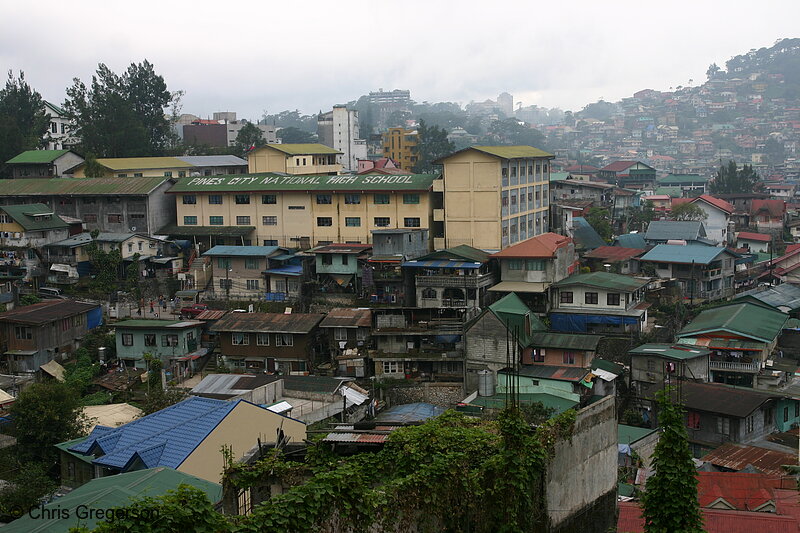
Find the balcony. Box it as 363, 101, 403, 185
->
415, 273, 494, 289
710, 360, 761, 373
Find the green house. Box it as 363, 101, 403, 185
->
114, 319, 204, 370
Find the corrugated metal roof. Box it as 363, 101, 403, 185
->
583, 246, 644, 261
437, 145, 553, 162
6, 149, 71, 164
417, 244, 490, 263
257, 143, 341, 155
571, 217, 606, 250
702, 443, 797, 476
736, 284, 800, 311
0, 299, 98, 325
553, 271, 650, 292
95, 157, 193, 170
212, 312, 324, 334
283, 375, 349, 394
202, 245, 282, 257
175, 155, 247, 167
614, 233, 647, 249
157, 224, 255, 237
678, 301, 788, 343
319, 308, 372, 328
617, 501, 799, 533
195, 310, 227, 320
114, 319, 202, 330
644, 220, 707, 242
617, 424, 657, 445
657, 173, 710, 184
736, 231, 771, 242
679, 382, 777, 418
1, 203, 68, 231
0, 177, 169, 196
190, 373, 278, 398
501, 364, 589, 382
629, 343, 711, 360
167, 173, 438, 192
697, 472, 788, 510
468, 393, 577, 414
640, 243, 733, 265
487, 281, 550, 293
402, 259, 482, 269
491, 232, 571, 258
530, 332, 601, 351
487, 293, 547, 347
374, 402, 445, 423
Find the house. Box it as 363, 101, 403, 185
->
364, 228, 428, 305
765, 183, 795, 199
618, 424, 659, 470
525, 332, 602, 369
684, 195, 735, 244
0, 299, 101, 373
643, 220, 712, 245
318, 308, 372, 377
5, 467, 222, 532
549, 272, 651, 334
751, 199, 786, 233
639, 244, 736, 302
583, 246, 644, 275
464, 292, 546, 390
5, 149, 84, 179
310, 243, 372, 294
357, 157, 405, 175
717, 192, 769, 229
701, 442, 797, 476
0, 203, 71, 283
212, 312, 324, 373
60, 396, 306, 485
201, 245, 292, 300
597, 161, 656, 190
614, 233, 648, 249
656, 173, 709, 195
114, 319, 204, 373
629, 343, 711, 399
735, 283, 800, 314
43, 100, 77, 150
82, 403, 143, 434
549, 177, 614, 205
246, 143, 342, 175
735, 231, 772, 253
497, 365, 592, 405
641, 194, 671, 214
0, 177, 176, 235
676, 301, 789, 389
488, 232, 577, 313
434, 145, 553, 250
262, 251, 306, 302
403, 244, 495, 314
761, 246, 800, 284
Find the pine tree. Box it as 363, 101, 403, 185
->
709, 159, 761, 194
640, 387, 703, 533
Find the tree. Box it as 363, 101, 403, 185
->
670, 202, 708, 221
234, 122, 265, 155
276, 126, 316, 144
412, 120, 454, 173
485, 118, 546, 147
640, 387, 703, 533
10, 382, 85, 465
585, 207, 613, 242
0, 71, 50, 176
0, 462, 57, 521
64, 60, 178, 157
84, 230, 123, 296
709, 160, 761, 194
706, 63, 721, 80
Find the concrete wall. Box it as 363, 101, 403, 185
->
546, 395, 617, 533
385, 382, 464, 408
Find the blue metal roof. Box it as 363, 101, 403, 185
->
263, 265, 304, 276
640, 244, 732, 265
401, 259, 482, 269
614, 233, 647, 249
202, 246, 282, 257
69, 397, 239, 471
572, 217, 605, 250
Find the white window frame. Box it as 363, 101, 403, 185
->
256, 333, 269, 346
232, 333, 250, 346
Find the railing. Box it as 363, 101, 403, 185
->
45, 255, 78, 264
709, 360, 761, 373
415, 274, 493, 288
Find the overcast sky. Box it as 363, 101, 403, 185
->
2, 1, 799, 121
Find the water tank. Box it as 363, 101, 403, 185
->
477, 370, 495, 397
97, 347, 106, 364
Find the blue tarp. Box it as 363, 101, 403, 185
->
401, 260, 481, 269
87, 306, 103, 329
550, 313, 638, 333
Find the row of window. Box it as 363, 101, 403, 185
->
182, 193, 421, 206
119, 171, 187, 178
185, 215, 422, 228
532, 349, 578, 365
501, 162, 550, 187
559, 291, 621, 305
231, 332, 293, 346
507, 259, 545, 271
82, 213, 145, 224
121, 332, 194, 347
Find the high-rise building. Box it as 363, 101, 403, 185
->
317, 106, 367, 171
381, 128, 418, 171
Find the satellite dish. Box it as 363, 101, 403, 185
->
130, 226, 136, 232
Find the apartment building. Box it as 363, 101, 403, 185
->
317, 106, 367, 171
167, 173, 437, 249
382, 127, 418, 171
247, 144, 342, 175
434, 145, 553, 251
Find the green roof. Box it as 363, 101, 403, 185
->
156, 224, 255, 237
1, 467, 221, 533
55, 436, 94, 465
488, 293, 546, 346
6, 149, 71, 164
0, 177, 169, 196
529, 332, 601, 351
618, 424, 658, 445
167, 173, 438, 193
259, 143, 341, 155
628, 343, 710, 361
590, 358, 625, 376
469, 145, 554, 159
553, 271, 650, 292
1, 203, 68, 231
657, 174, 710, 184
418, 244, 490, 263
653, 186, 683, 197
677, 302, 789, 343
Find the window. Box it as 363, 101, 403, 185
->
765, 408, 773, 425
383, 361, 400, 373
508, 259, 523, 270
161, 334, 178, 347
234, 216, 251, 225
72, 314, 84, 327
335, 328, 348, 341
231, 333, 249, 345
262, 195, 277, 204
219, 279, 232, 289
356, 329, 367, 341
209, 216, 224, 225
716, 417, 730, 436
208, 195, 223, 204
235, 194, 250, 205
127, 243, 134, 253
257, 333, 269, 346
133, 172, 143, 177
526, 259, 545, 270
245, 258, 260, 270
341, 254, 349, 265
373, 194, 390, 205
263, 239, 278, 246
647, 359, 656, 371
108, 214, 123, 223
796, 402, 799, 418
14, 326, 31, 340
84, 214, 97, 223
130, 213, 145, 221
404, 217, 420, 227
317, 217, 333, 227
345, 217, 361, 227
687, 411, 701, 429
144, 334, 156, 347
422, 287, 437, 299
562, 351, 576, 365
560, 291, 573, 303
275, 334, 293, 346
403, 194, 419, 204
122, 334, 133, 346
316, 194, 332, 204
585, 292, 598, 304
607, 293, 621, 306
344, 194, 361, 204
287, 205, 305, 210
784, 407, 789, 423
182, 195, 196, 205
322, 255, 332, 265
179, 171, 186, 178
246, 279, 260, 290
532, 348, 545, 362
164, 171, 173, 177
374, 217, 390, 227
183, 216, 197, 225
262, 216, 277, 226
217, 258, 231, 269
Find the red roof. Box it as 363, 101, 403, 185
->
671, 197, 692, 207
491, 232, 572, 259
751, 199, 786, 217
617, 502, 798, 533
787, 243, 800, 255
564, 164, 599, 173
692, 194, 734, 214
583, 246, 645, 261
601, 161, 638, 172
736, 232, 772, 243
698, 472, 791, 510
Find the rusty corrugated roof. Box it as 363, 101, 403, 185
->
702, 443, 796, 476
319, 308, 372, 328
0, 300, 98, 325
212, 312, 324, 334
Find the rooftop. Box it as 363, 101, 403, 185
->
0, 203, 68, 231
735, 284, 800, 312
436, 145, 553, 162
644, 220, 707, 242
618, 424, 658, 445
486, 293, 546, 347
702, 443, 797, 476
737, 231, 772, 242
491, 232, 572, 259
0, 177, 169, 196
202, 245, 283, 257
618, 501, 798, 533
529, 332, 601, 351
678, 301, 788, 343
212, 312, 324, 334
500, 364, 589, 383
639, 244, 733, 265
319, 308, 372, 328
310, 243, 373, 254
571, 217, 606, 250
552, 271, 650, 292
113, 319, 202, 330
583, 246, 644, 262
657, 173, 710, 184
94, 157, 193, 171
174, 155, 247, 167
678, 382, 777, 418
190, 373, 279, 400
693, 194, 735, 214
5, 149, 73, 164
629, 343, 711, 361
614, 233, 647, 249
167, 173, 439, 193
0, 300, 98, 325
256, 143, 341, 155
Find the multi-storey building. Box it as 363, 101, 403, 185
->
43, 101, 77, 150
246, 144, 342, 175
381, 128, 418, 171
434, 146, 553, 250
71, 156, 248, 178
317, 106, 367, 171
167, 173, 437, 249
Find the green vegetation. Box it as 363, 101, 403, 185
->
0, 71, 50, 178
275, 126, 316, 144
234, 122, 266, 155
412, 120, 454, 173
709, 159, 761, 195
585, 207, 613, 242
670, 202, 708, 221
